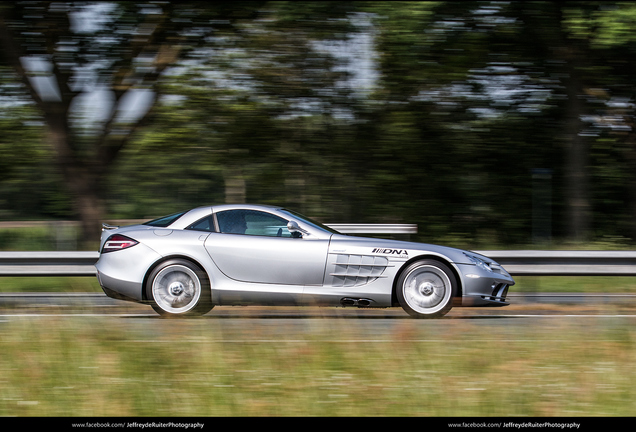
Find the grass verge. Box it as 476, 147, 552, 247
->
0, 277, 102, 293
0, 315, 635, 416
513, 276, 636, 293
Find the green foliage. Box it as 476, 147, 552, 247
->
3, 1, 636, 248
564, 2, 636, 47
0, 86, 72, 220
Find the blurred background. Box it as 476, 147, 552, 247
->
1, 1, 636, 251
3, 4, 636, 419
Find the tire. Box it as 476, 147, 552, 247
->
146, 259, 213, 317
396, 259, 456, 318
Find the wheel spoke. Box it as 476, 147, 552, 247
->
152, 265, 202, 314
399, 262, 454, 317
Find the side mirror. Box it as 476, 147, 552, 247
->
287, 220, 308, 237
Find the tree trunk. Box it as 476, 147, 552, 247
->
72, 181, 105, 250
45, 116, 105, 249
562, 66, 591, 243
515, 3, 592, 243
625, 132, 636, 241
224, 165, 247, 204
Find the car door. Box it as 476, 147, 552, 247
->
203, 209, 330, 286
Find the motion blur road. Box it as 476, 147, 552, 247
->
2, 293, 635, 353
3, 291, 636, 419
1, 292, 635, 322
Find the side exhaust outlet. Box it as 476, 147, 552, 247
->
340, 298, 374, 307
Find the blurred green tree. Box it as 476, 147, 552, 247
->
103, 1, 361, 223
480, 1, 636, 243
0, 1, 358, 246
360, 1, 636, 245
3, 1, 636, 249
0, 2, 269, 246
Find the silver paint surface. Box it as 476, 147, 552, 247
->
95, 204, 515, 308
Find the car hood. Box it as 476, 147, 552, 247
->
328, 234, 495, 265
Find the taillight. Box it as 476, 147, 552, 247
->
102, 234, 139, 253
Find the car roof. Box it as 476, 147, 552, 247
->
168, 204, 284, 229
209, 203, 282, 213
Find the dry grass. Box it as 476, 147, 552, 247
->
1, 313, 636, 417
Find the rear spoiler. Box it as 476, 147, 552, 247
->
102, 223, 119, 231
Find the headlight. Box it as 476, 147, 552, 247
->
463, 253, 493, 272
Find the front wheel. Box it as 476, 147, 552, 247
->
396, 260, 456, 318
146, 259, 213, 317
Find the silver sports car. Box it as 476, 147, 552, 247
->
95, 204, 514, 318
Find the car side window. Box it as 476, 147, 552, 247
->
216, 210, 292, 237
186, 215, 215, 232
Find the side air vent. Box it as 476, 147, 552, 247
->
325, 254, 390, 287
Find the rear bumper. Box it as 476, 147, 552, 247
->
94, 243, 162, 302
99, 282, 145, 304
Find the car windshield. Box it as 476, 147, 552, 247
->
280, 209, 341, 234
143, 211, 187, 228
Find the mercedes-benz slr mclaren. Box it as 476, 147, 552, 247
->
95, 204, 514, 318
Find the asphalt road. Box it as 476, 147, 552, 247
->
1, 293, 635, 352
1, 292, 636, 319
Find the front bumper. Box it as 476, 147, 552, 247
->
455, 263, 515, 307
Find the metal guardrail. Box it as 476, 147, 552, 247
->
327, 224, 418, 234
2, 249, 636, 277
475, 250, 636, 276
0, 251, 99, 276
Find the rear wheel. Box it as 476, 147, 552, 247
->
396, 260, 456, 318
146, 259, 213, 317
